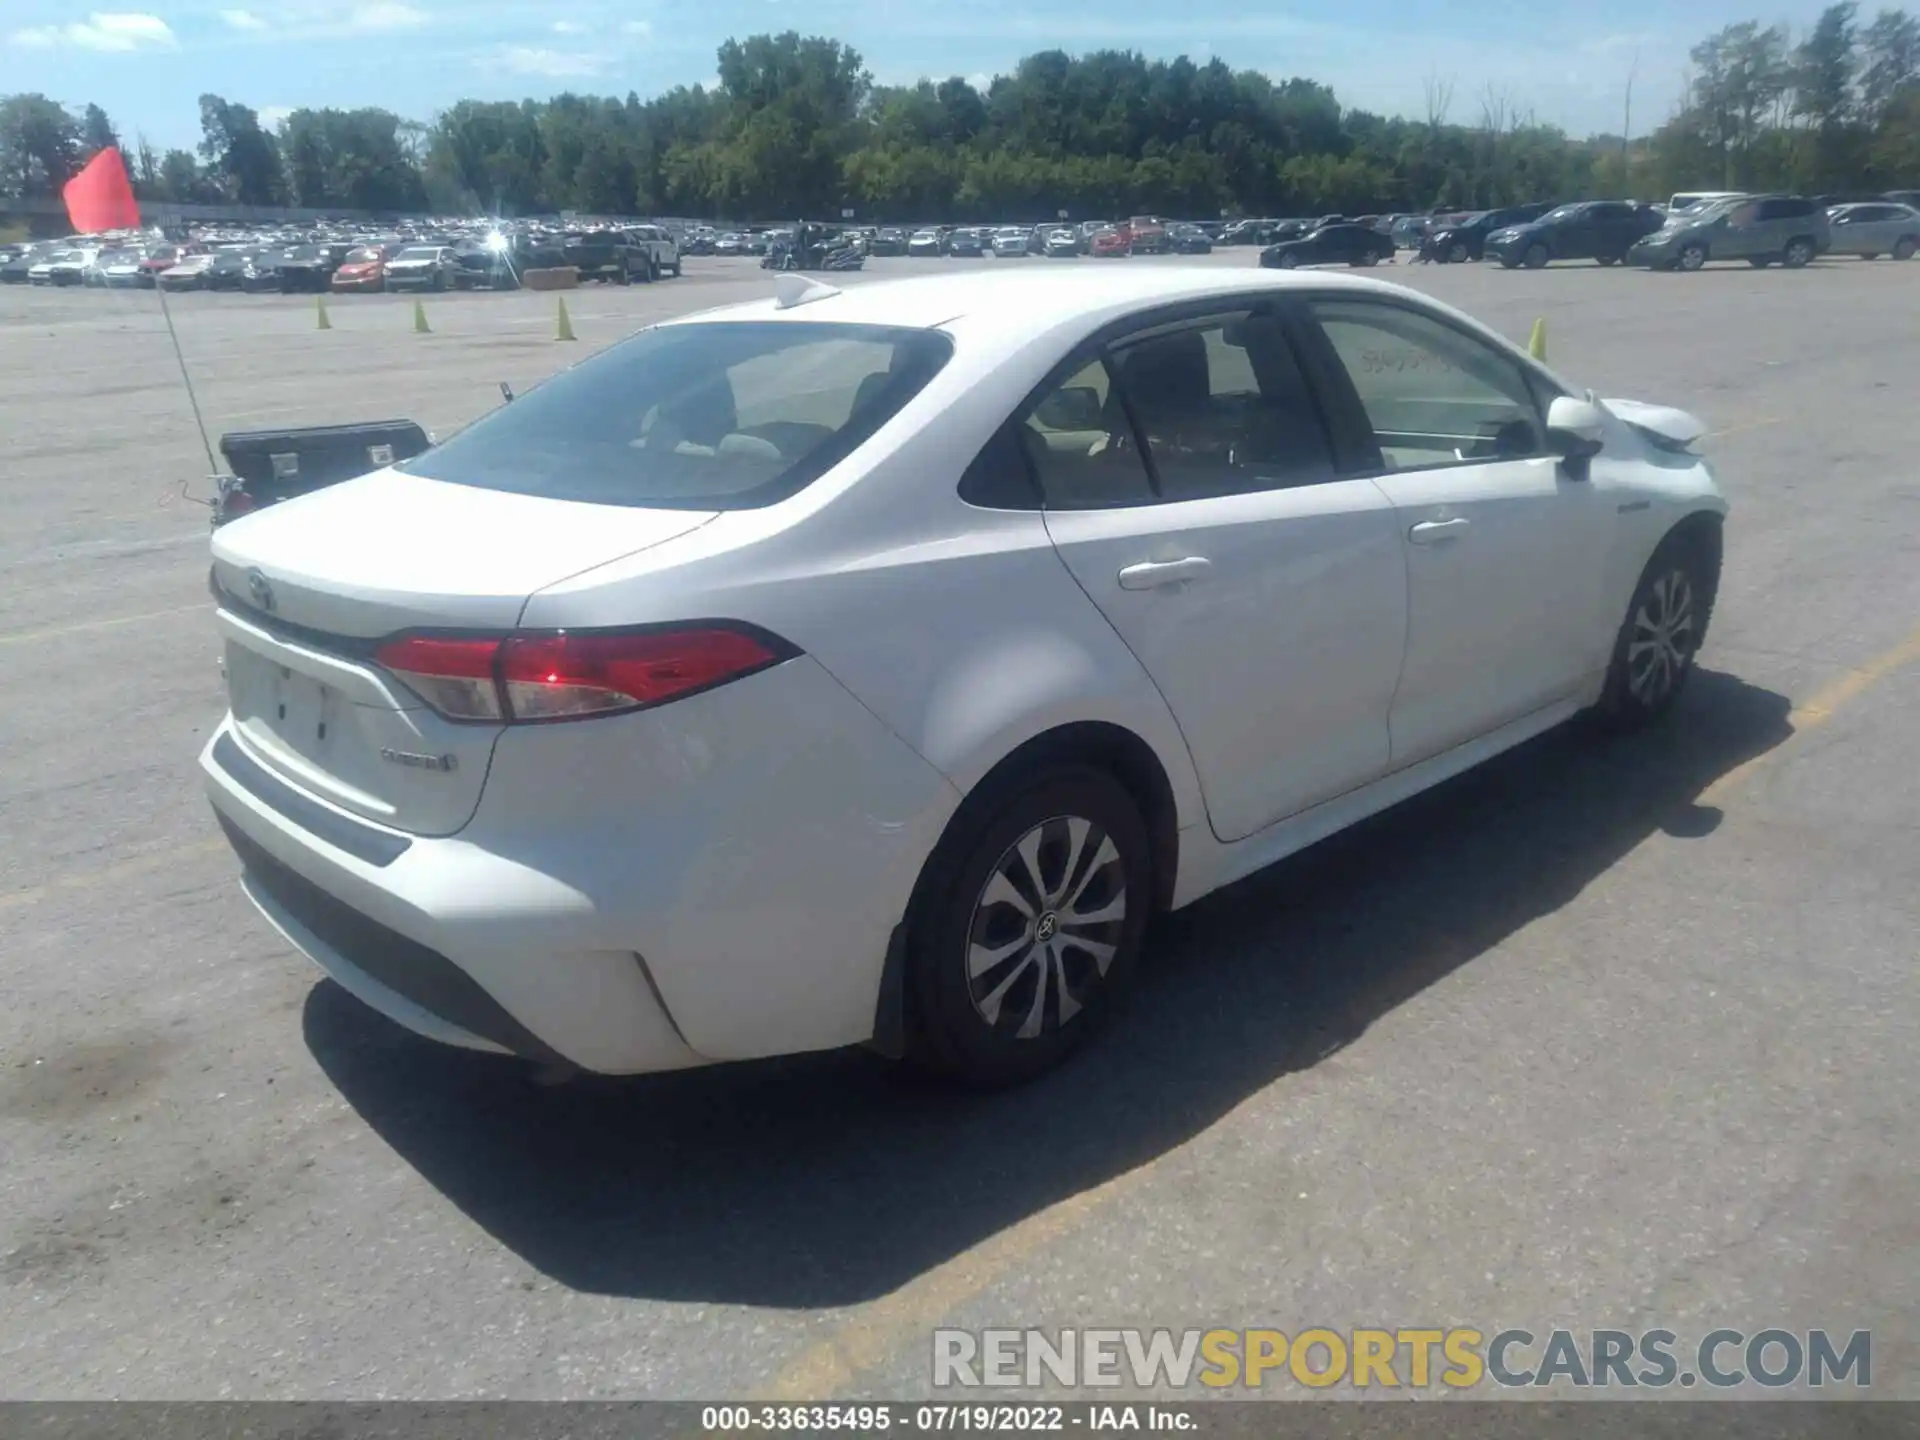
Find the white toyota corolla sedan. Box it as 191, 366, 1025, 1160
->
202, 266, 1726, 1087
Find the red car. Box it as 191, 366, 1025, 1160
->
1127, 215, 1169, 254
1090, 226, 1131, 257
329, 243, 395, 293
140, 243, 204, 282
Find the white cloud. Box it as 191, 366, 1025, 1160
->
258, 104, 295, 127
343, 3, 428, 31
622, 19, 653, 37
966, 71, 991, 91
484, 45, 608, 77
551, 19, 586, 34
221, 8, 269, 30
10, 11, 177, 50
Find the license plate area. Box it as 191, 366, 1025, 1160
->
227, 642, 340, 767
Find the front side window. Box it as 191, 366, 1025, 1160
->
403, 321, 951, 509
1307, 299, 1546, 471
1107, 312, 1336, 500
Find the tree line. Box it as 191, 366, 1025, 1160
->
1, 8, 1915, 224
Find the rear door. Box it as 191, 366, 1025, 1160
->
1032, 304, 1407, 841
1295, 295, 1618, 767
1586, 202, 1639, 258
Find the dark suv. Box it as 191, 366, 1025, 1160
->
1425, 204, 1552, 263
1484, 201, 1665, 268
1628, 194, 1830, 271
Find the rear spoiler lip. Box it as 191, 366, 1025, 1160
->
1600, 396, 1710, 449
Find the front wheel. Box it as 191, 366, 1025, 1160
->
1782, 238, 1815, 268
1596, 253, 1619, 267
1677, 243, 1708, 272
1276, 252, 1298, 269
1524, 243, 1549, 269
1894, 238, 1917, 260
1446, 241, 1469, 264
1595, 538, 1710, 730
907, 768, 1153, 1087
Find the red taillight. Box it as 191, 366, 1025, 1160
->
221, 489, 257, 517
373, 627, 789, 724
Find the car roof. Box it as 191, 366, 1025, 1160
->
666, 265, 1417, 333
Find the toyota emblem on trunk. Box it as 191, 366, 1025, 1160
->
246, 567, 276, 612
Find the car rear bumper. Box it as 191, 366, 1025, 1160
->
201, 655, 958, 1075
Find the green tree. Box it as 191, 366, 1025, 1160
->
0, 94, 84, 196
198, 94, 285, 204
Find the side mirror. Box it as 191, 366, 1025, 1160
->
1546, 396, 1605, 476
1034, 385, 1104, 431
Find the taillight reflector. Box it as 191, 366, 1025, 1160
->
373, 626, 790, 724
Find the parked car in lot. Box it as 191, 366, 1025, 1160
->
91, 248, 150, 287
200, 266, 1727, 1089
1668, 190, 1746, 216
0, 245, 48, 283
623, 224, 682, 279
158, 253, 217, 291
714, 232, 749, 256
991, 226, 1033, 257
1168, 223, 1213, 254
30, 247, 97, 285
908, 228, 945, 257
276, 243, 352, 292
141, 244, 202, 285
1042, 227, 1080, 257
384, 245, 463, 291
1127, 216, 1170, 254
1484, 201, 1666, 268
946, 227, 985, 257
868, 228, 908, 257
1260, 222, 1395, 268
1089, 226, 1130, 257
201, 250, 255, 292
238, 249, 288, 293
1628, 194, 1829, 271
1425, 205, 1552, 263
1823, 201, 1920, 260
330, 244, 394, 293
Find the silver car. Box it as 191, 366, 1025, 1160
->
1824, 202, 1920, 261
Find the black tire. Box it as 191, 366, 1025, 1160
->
1748, 256, 1772, 267
1596, 253, 1619, 267
1446, 240, 1469, 264
1524, 243, 1550, 269
1782, 238, 1815, 268
907, 766, 1153, 1087
1276, 252, 1298, 269
1677, 243, 1708, 272
1595, 535, 1712, 731
1893, 238, 1916, 260
1861, 252, 1880, 261
431, 273, 446, 292
670, 258, 682, 277
1499, 255, 1519, 269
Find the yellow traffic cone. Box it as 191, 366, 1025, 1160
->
1528, 317, 1547, 361
316, 293, 331, 330
555, 296, 576, 342
413, 297, 430, 334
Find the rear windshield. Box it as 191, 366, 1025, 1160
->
402, 321, 954, 510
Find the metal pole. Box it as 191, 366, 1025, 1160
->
153, 266, 219, 476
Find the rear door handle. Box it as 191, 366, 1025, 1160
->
1407, 518, 1471, 545
1117, 557, 1212, 590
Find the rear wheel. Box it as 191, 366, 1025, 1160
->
1782, 238, 1815, 268
1748, 256, 1772, 267
1596, 536, 1710, 730
908, 768, 1153, 1088
1277, 251, 1299, 269
1894, 238, 1916, 260
1499, 255, 1519, 269
1596, 253, 1619, 267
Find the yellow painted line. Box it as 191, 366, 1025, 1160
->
767, 622, 1920, 1399
0, 602, 208, 647
0, 837, 229, 914
1699, 623, 1920, 805
759, 1164, 1155, 1400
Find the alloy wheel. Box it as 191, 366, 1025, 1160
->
1626, 569, 1696, 706
966, 815, 1128, 1041
1678, 245, 1707, 271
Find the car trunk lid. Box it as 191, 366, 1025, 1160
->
211, 468, 716, 835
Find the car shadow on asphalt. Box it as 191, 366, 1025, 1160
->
303, 666, 1792, 1308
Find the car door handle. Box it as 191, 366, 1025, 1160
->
1407, 518, 1471, 544
1117, 557, 1212, 590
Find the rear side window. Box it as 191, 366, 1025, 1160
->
1758, 198, 1814, 220
403, 321, 952, 510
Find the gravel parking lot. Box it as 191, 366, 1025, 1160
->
2, 251, 1916, 1399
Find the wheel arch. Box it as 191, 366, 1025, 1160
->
1660, 509, 1725, 639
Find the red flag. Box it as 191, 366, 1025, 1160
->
63, 146, 141, 234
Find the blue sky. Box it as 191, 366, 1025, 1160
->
2, 1, 1841, 152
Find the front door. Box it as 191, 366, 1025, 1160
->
1297, 295, 1617, 767
1029, 306, 1408, 842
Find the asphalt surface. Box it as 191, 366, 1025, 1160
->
2, 251, 1916, 1401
